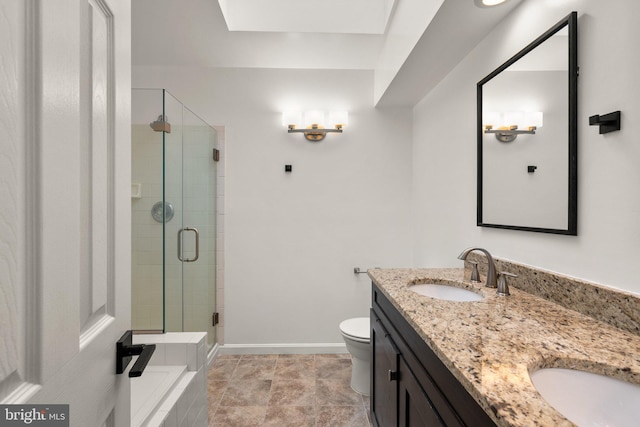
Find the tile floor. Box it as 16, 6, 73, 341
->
207, 354, 372, 427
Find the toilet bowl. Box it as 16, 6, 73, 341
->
339, 317, 371, 395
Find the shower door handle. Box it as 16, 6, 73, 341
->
177, 227, 199, 262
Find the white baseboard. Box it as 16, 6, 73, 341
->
217, 343, 348, 356
207, 342, 221, 368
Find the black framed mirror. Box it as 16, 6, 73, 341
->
477, 11, 577, 235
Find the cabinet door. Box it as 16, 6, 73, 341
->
398, 357, 444, 427
371, 311, 400, 427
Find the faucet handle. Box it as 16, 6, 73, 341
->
469, 261, 481, 283
497, 271, 517, 296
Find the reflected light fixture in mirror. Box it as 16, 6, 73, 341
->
483, 111, 543, 142
283, 110, 348, 141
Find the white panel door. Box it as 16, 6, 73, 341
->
0, 0, 132, 426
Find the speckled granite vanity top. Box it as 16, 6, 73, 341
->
368, 268, 640, 427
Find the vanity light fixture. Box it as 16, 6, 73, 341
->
283, 110, 348, 142
483, 111, 543, 143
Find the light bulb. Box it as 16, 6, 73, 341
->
329, 111, 349, 129
282, 111, 302, 128
304, 110, 326, 128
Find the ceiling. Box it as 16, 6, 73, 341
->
132, 0, 385, 69
132, 0, 523, 105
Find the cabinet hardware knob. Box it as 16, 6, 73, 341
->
388, 370, 399, 382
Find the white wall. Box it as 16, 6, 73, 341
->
133, 67, 414, 344
412, 0, 640, 293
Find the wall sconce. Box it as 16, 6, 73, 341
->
283, 110, 348, 141
483, 111, 543, 143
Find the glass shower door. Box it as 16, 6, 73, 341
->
163, 97, 217, 348
132, 88, 217, 349
180, 107, 217, 348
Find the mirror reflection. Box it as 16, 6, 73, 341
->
477, 12, 577, 235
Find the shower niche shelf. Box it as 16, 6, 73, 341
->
131, 182, 142, 199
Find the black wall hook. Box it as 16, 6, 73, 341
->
116, 330, 156, 377
589, 111, 621, 134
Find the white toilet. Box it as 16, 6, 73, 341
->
339, 317, 371, 395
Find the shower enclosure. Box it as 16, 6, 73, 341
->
131, 89, 217, 350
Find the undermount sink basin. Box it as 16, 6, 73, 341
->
408, 284, 483, 302
530, 368, 640, 426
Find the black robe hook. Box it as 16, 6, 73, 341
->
589, 111, 621, 134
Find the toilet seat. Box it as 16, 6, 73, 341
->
339, 317, 370, 343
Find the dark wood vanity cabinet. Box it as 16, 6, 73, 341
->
371, 285, 496, 427
371, 310, 400, 427
397, 356, 446, 426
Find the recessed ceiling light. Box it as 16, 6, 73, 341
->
474, 0, 511, 7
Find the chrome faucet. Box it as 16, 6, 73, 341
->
457, 247, 498, 288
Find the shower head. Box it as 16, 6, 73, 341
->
150, 115, 171, 133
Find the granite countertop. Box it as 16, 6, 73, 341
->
368, 268, 640, 427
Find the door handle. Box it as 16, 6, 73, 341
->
388, 370, 399, 382
177, 227, 199, 262
116, 330, 156, 377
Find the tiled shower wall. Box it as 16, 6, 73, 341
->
131, 124, 164, 330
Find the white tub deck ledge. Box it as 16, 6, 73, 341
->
131, 332, 208, 427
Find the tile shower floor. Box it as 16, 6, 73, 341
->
207, 354, 372, 427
